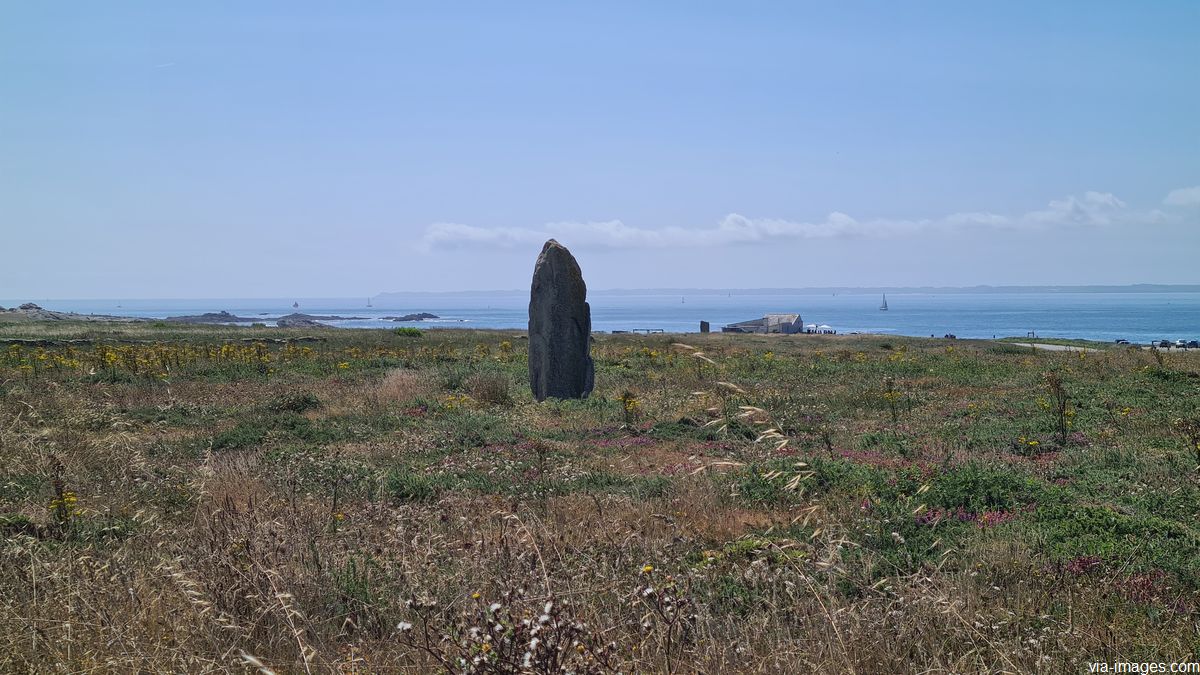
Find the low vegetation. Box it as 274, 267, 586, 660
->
1, 322, 1199, 672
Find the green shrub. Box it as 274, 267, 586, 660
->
465, 371, 511, 405
394, 327, 423, 338
569, 471, 671, 499
731, 466, 802, 506
0, 474, 45, 502
211, 411, 342, 450
1031, 504, 1200, 585
929, 463, 1046, 512
125, 402, 215, 427
386, 470, 452, 503
267, 391, 322, 413
211, 421, 270, 450
434, 409, 519, 449
0, 513, 38, 536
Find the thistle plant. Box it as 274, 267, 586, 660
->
1043, 371, 1073, 446
396, 591, 617, 674
47, 455, 77, 536
634, 565, 695, 675
883, 376, 902, 426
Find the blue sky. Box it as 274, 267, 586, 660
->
2, 2, 1197, 298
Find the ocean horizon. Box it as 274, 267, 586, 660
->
5, 288, 1198, 343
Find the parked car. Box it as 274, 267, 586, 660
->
1177, 339, 1191, 348
1158, 340, 1172, 348
1188, 340, 1200, 349
1114, 338, 1130, 344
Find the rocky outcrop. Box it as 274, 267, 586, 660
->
528, 239, 594, 401
165, 311, 258, 323
276, 313, 329, 327
382, 312, 439, 322
165, 311, 363, 325
0, 304, 145, 323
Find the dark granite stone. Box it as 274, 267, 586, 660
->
528, 240, 594, 401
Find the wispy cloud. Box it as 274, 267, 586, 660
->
421, 190, 1158, 251
1164, 185, 1200, 207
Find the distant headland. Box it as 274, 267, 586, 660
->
377, 284, 1200, 299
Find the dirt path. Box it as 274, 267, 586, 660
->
1009, 342, 1102, 353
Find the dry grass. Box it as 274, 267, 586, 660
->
376, 367, 440, 404
2, 326, 1199, 672
465, 371, 512, 405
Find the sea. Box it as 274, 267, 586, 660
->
4, 291, 1199, 344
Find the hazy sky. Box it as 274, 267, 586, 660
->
2, 2, 1198, 298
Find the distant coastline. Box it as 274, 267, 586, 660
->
3, 290, 1197, 343
378, 284, 1200, 300
7, 285, 1199, 307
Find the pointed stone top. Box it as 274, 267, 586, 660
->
534, 240, 583, 283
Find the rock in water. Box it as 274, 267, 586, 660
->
276, 314, 325, 327
528, 239, 594, 401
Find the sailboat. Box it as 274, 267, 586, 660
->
366, 297, 373, 308
293, 301, 299, 309
879, 294, 888, 311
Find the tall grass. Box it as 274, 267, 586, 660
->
1, 325, 1198, 671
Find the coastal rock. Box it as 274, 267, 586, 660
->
384, 312, 439, 322
0, 304, 145, 323
276, 313, 328, 328
528, 239, 594, 401
165, 310, 259, 324
163, 311, 362, 325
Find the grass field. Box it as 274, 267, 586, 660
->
2, 322, 1199, 672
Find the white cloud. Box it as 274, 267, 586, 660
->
1025, 191, 1126, 226
1164, 186, 1200, 207
421, 190, 1152, 250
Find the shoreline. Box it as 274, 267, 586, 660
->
1, 313, 1191, 351
2, 301, 1196, 346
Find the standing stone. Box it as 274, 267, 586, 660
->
528, 239, 594, 401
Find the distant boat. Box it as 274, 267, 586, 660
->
366, 298, 373, 308
293, 301, 299, 308
681, 296, 685, 304
879, 294, 888, 311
